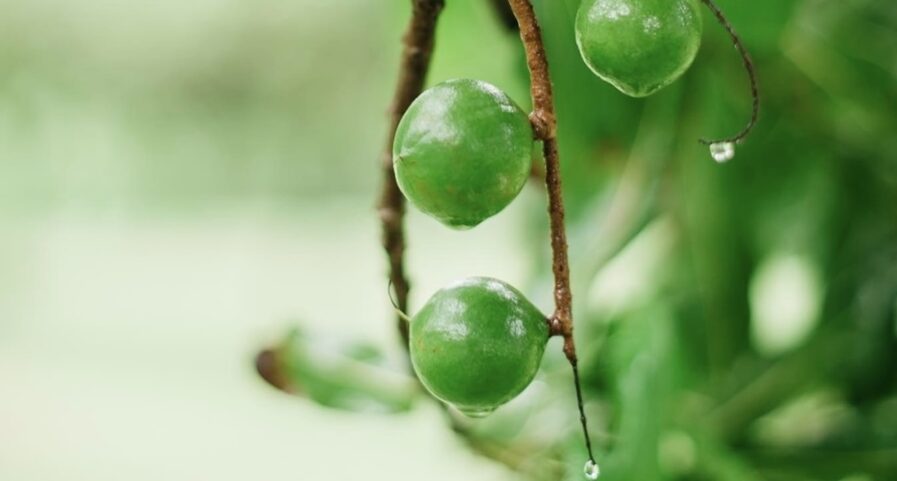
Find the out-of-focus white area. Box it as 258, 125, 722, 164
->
0, 200, 536, 481
749, 252, 823, 356
585, 217, 676, 319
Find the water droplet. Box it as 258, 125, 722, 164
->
709, 142, 735, 163
457, 406, 495, 419
584, 459, 600, 479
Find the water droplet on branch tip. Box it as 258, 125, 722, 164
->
709, 142, 735, 163
584, 459, 600, 479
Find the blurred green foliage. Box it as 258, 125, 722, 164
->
267, 0, 897, 480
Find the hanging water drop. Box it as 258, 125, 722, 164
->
584, 459, 600, 480
709, 142, 735, 163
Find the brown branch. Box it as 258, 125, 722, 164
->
506, 0, 569, 354
378, 0, 445, 347
506, 0, 596, 466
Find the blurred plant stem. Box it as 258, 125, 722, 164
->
704, 326, 850, 442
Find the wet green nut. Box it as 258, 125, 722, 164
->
575, 0, 703, 97
409, 277, 549, 418
393, 79, 534, 229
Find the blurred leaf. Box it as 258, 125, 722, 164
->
588, 303, 682, 481
256, 327, 417, 414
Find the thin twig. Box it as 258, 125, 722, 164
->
378, 0, 444, 347
506, 0, 596, 466
698, 0, 760, 146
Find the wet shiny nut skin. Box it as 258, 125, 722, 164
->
575, 0, 703, 97
409, 277, 549, 417
393, 79, 534, 229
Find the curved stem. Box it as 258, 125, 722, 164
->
378, 0, 445, 347
506, 0, 596, 466
698, 0, 760, 146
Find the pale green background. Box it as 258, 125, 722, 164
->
0, 0, 534, 479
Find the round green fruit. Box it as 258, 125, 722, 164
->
575, 0, 703, 97
393, 79, 533, 229
409, 277, 549, 417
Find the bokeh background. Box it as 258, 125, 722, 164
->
1, 0, 895, 480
